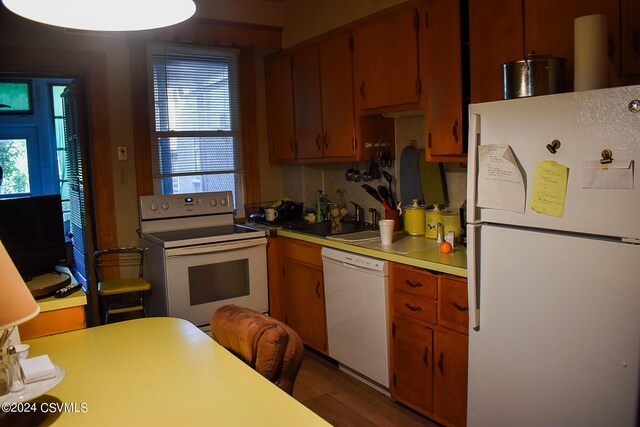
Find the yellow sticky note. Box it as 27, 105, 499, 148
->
530, 160, 569, 217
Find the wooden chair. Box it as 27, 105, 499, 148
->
94, 247, 151, 324
210, 304, 304, 395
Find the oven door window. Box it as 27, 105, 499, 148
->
188, 259, 249, 305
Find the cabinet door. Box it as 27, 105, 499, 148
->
282, 259, 326, 352
434, 329, 468, 427
392, 316, 434, 413
320, 32, 356, 159
354, 7, 421, 111
292, 45, 323, 160
469, 0, 523, 103
265, 54, 296, 162
525, 0, 620, 90
423, 0, 464, 158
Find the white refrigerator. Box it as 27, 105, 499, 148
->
466, 85, 640, 426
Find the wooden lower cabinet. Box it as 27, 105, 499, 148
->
19, 306, 86, 340
280, 238, 327, 353
392, 315, 435, 413
434, 329, 468, 427
391, 262, 468, 426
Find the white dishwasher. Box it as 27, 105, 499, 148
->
321, 247, 390, 389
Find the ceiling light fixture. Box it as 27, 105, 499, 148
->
2, 0, 197, 32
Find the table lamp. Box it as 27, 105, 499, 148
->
0, 240, 40, 351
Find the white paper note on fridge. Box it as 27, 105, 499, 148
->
477, 144, 526, 213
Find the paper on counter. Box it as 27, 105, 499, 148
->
477, 144, 525, 213
582, 159, 634, 189
530, 160, 569, 218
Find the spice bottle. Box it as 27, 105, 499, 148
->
7, 346, 24, 392
0, 352, 9, 396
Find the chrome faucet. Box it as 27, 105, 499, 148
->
350, 201, 364, 223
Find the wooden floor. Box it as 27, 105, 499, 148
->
293, 350, 440, 427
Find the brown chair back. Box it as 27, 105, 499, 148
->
210, 304, 304, 395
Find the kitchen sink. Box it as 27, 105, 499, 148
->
285, 221, 376, 237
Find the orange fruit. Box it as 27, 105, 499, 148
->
440, 241, 452, 254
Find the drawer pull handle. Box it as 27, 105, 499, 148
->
423, 345, 429, 367
404, 279, 423, 288
315, 281, 321, 298
404, 302, 422, 312
452, 302, 468, 312
438, 352, 444, 374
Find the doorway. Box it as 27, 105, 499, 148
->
0, 75, 96, 323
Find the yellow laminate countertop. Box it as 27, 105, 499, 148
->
276, 228, 467, 277
24, 317, 329, 427
36, 291, 87, 313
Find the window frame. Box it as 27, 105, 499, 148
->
147, 42, 246, 216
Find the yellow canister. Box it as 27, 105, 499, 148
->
424, 206, 443, 239
441, 211, 462, 243
403, 199, 426, 236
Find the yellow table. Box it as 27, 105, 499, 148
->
23, 317, 329, 426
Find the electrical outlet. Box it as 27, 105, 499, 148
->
117, 145, 128, 161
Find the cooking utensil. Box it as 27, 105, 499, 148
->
502, 53, 566, 99
377, 185, 393, 209
418, 154, 448, 207
362, 159, 372, 181
362, 184, 390, 210
383, 170, 396, 207
353, 162, 361, 182
345, 163, 356, 181
399, 145, 423, 206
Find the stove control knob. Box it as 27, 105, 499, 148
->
150, 202, 158, 211
220, 198, 228, 206
162, 201, 170, 210
210, 199, 217, 207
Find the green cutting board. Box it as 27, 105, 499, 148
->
418, 151, 448, 207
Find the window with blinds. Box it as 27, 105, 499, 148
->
148, 43, 245, 214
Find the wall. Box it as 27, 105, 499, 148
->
277, 115, 467, 224
0, 1, 284, 249
281, 0, 409, 47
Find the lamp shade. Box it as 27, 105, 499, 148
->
2, 0, 196, 32
0, 240, 40, 331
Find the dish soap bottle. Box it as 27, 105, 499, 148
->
316, 191, 327, 222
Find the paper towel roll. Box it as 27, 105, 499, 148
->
574, 14, 608, 91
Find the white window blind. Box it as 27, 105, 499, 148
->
148, 42, 244, 213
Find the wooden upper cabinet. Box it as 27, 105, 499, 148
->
470, 0, 622, 103
469, 0, 523, 103
354, 6, 422, 111
265, 54, 296, 162
292, 32, 357, 160
319, 31, 357, 159
524, 0, 620, 90
422, 0, 465, 159
292, 45, 323, 160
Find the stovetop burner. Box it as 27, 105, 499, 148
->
142, 224, 264, 249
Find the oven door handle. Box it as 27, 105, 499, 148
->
164, 237, 267, 257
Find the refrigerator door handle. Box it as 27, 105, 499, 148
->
467, 223, 480, 331
467, 113, 481, 224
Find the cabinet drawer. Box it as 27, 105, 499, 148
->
393, 265, 438, 299
439, 276, 468, 334
282, 238, 322, 267
395, 290, 437, 324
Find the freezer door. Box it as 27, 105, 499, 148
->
467, 224, 640, 427
467, 85, 640, 240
